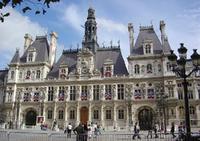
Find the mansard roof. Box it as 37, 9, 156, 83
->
10, 49, 20, 64
47, 47, 128, 78
20, 36, 49, 63
0, 69, 8, 83
132, 26, 163, 55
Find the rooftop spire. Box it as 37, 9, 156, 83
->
87, 7, 95, 20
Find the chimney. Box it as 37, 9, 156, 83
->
24, 33, 32, 51
160, 20, 166, 46
49, 32, 58, 66
128, 23, 134, 54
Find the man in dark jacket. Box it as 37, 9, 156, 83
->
73, 123, 85, 141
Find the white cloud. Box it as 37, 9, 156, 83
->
61, 4, 130, 66
0, 7, 47, 68
62, 4, 83, 31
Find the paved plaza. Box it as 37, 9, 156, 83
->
0, 129, 195, 141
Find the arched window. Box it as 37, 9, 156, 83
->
11, 71, 14, 79
58, 110, 64, 119
189, 106, 195, 115
147, 64, 152, 73
167, 62, 171, 71
26, 71, 31, 79
158, 64, 162, 72
36, 70, 40, 79
118, 109, 124, 119
134, 64, 140, 74
145, 44, 151, 54
28, 53, 33, 62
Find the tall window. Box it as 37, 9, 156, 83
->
28, 53, 33, 62
7, 92, 13, 102
58, 110, 64, 119
69, 110, 75, 119
33, 92, 39, 102
147, 89, 155, 99
167, 62, 171, 71
36, 70, 41, 79
11, 71, 14, 79
106, 110, 111, 119
93, 85, 100, 101
58, 86, 65, 101
118, 109, 124, 119
23, 92, 31, 102
70, 86, 76, 101
47, 110, 53, 119
168, 87, 174, 97
145, 44, 151, 54
117, 84, 124, 100
179, 106, 184, 116
134, 64, 140, 74
19, 71, 22, 79
48, 87, 54, 101
178, 90, 183, 100
147, 64, 152, 73
93, 110, 99, 119
158, 64, 162, 72
81, 86, 88, 101
188, 90, 193, 99
105, 85, 112, 100
189, 106, 195, 115
26, 71, 31, 79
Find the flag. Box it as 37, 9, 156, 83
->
81, 93, 87, 100
148, 89, 155, 99
58, 92, 65, 101
134, 90, 141, 99
105, 92, 112, 100
33, 93, 39, 102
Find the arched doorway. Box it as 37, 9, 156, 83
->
80, 107, 88, 125
138, 107, 153, 130
25, 110, 37, 126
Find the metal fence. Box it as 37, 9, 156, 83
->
0, 130, 195, 141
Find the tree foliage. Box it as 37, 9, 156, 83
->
0, 0, 60, 22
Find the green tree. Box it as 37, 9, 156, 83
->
0, 0, 60, 22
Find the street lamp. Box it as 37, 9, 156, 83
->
168, 43, 200, 141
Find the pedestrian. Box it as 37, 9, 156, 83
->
87, 124, 92, 139
170, 122, 176, 138
132, 122, 141, 140
154, 123, 158, 138
147, 125, 153, 139
52, 119, 57, 130
178, 122, 185, 140
66, 123, 72, 138
83, 124, 88, 141
73, 123, 85, 141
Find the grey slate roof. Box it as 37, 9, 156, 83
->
47, 47, 128, 78
0, 69, 8, 83
10, 49, 20, 63
163, 38, 171, 54
96, 48, 128, 76
20, 36, 49, 63
132, 26, 163, 55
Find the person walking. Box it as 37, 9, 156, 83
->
66, 123, 73, 138
170, 122, 176, 138
73, 123, 85, 141
154, 123, 158, 138
51, 119, 57, 131
147, 125, 153, 139
132, 122, 141, 140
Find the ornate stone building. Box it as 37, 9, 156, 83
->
1, 7, 200, 130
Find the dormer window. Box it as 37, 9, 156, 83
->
147, 64, 152, 73
36, 70, 41, 79
145, 44, 151, 54
103, 59, 114, 78
59, 64, 68, 79
134, 64, 140, 74
28, 53, 33, 62
26, 70, 31, 79
11, 71, 14, 79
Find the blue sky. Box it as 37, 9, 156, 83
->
0, 0, 200, 69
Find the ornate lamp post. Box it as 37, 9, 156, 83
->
168, 43, 200, 141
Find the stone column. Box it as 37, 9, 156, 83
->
76, 103, 80, 125
65, 102, 68, 126
113, 103, 117, 127
88, 103, 92, 123
76, 85, 81, 101
112, 84, 117, 100
100, 85, 105, 101
176, 106, 179, 121
101, 105, 104, 127
88, 85, 93, 101
196, 105, 200, 126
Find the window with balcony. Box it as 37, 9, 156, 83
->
118, 109, 124, 119
81, 86, 88, 101
48, 87, 54, 101
105, 85, 112, 100
117, 84, 124, 100
106, 110, 111, 119
93, 85, 100, 101
70, 86, 76, 101
93, 110, 99, 119
58, 86, 65, 101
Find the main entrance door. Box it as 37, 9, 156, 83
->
25, 110, 37, 126
138, 108, 153, 130
80, 107, 88, 125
